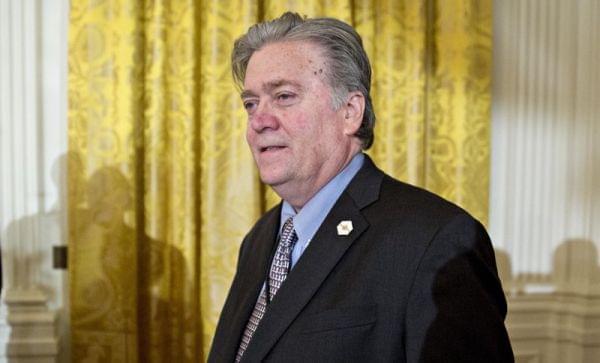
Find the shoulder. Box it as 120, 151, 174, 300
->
381, 174, 465, 217
345, 156, 486, 249
348, 155, 474, 231
366, 172, 477, 238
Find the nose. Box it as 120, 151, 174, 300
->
249, 102, 279, 133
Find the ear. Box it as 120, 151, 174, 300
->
342, 91, 365, 136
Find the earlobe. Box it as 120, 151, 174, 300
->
343, 92, 365, 135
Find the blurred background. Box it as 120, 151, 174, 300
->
0, 0, 598, 362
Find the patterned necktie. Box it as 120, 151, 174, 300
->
235, 217, 298, 362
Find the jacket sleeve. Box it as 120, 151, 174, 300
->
404, 213, 514, 362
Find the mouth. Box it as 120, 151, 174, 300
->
260, 146, 286, 153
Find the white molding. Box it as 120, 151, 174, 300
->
0, 0, 69, 361
0, 290, 58, 362
507, 293, 600, 361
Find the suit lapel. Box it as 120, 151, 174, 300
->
241, 156, 384, 362
212, 207, 281, 362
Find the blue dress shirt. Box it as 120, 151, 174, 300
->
279, 152, 364, 268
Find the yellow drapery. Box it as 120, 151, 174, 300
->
68, 0, 491, 361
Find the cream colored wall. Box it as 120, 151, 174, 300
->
491, 0, 600, 361
0, 0, 69, 362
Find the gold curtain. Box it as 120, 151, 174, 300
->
68, 0, 491, 361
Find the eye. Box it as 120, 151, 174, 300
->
243, 99, 258, 113
276, 92, 296, 106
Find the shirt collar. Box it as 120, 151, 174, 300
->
279, 153, 365, 243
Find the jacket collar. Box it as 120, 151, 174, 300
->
239, 154, 384, 361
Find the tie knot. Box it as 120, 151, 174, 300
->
281, 216, 294, 236
279, 217, 297, 248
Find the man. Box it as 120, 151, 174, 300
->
209, 12, 513, 363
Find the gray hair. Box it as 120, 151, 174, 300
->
231, 12, 376, 149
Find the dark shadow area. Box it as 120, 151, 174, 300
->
419, 244, 514, 362
1, 151, 197, 361
70, 164, 192, 362
423, 238, 600, 362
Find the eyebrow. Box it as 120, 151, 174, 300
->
240, 79, 303, 99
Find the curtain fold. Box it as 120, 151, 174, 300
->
68, 0, 491, 361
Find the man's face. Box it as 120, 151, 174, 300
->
242, 41, 360, 208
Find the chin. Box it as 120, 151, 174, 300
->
258, 170, 287, 188
259, 175, 282, 187
256, 163, 280, 182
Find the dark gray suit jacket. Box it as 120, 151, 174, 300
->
209, 156, 513, 362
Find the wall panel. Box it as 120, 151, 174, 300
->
491, 0, 600, 361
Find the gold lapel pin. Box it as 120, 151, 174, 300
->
337, 220, 353, 236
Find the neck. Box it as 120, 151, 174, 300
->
274, 150, 361, 210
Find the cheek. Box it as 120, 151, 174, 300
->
280, 110, 310, 137
245, 127, 254, 145
282, 98, 339, 141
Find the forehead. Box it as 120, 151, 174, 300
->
243, 40, 328, 89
